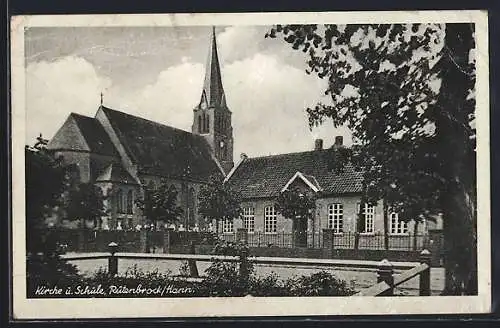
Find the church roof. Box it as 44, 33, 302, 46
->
96, 163, 138, 185
198, 27, 227, 109
48, 112, 119, 157
226, 149, 364, 199
99, 106, 222, 181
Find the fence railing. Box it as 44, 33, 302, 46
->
218, 231, 429, 251
61, 243, 433, 296
355, 249, 432, 296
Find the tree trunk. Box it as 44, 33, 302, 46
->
435, 23, 477, 295
441, 184, 477, 295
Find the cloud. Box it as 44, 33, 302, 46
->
217, 26, 263, 63
106, 61, 204, 131
26, 56, 111, 145
223, 53, 351, 157
26, 51, 351, 161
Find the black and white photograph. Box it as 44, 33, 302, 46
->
10, 11, 490, 318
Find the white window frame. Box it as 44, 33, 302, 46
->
222, 219, 234, 234
243, 207, 255, 233
327, 203, 343, 233
389, 212, 408, 235
264, 206, 277, 234
362, 203, 375, 234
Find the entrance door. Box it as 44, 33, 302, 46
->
293, 217, 308, 247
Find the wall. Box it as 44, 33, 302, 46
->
54, 150, 91, 183
231, 195, 430, 237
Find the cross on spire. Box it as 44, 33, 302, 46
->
100, 92, 103, 106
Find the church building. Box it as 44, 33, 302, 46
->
46, 27, 441, 242
47, 28, 232, 231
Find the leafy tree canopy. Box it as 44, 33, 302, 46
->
65, 182, 107, 226
136, 179, 183, 226
275, 187, 316, 220
266, 23, 475, 221
267, 23, 477, 294
198, 175, 242, 232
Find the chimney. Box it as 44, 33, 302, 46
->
334, 136, 343, 147
314, 139, 323, 151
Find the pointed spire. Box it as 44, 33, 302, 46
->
199, 26, 226, 109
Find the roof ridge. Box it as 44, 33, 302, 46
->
69, 112, 94, 120
100, 106, 195, 137
246, 148, 333, 160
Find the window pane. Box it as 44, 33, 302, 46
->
264, 206, 277, 233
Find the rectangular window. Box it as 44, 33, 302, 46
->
390, 212, 408, 234
363, 204, 375, 233
243, 207, 255, 233
222, 219, 233, 234
327, 203, 343, 233
264, 206, 277, 233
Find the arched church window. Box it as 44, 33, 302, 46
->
116, 189, 124, 214
198, 117, 202, 134
126, 190, 133, 214
206, 114, 210, 131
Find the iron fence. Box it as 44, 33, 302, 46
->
218, 231, 429, 251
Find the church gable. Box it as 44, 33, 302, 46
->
47, 113, 120, 158
47, 114, 90, 152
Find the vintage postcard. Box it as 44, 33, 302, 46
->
10, 10, 491, 319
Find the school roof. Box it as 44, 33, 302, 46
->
226, 149, 364, 199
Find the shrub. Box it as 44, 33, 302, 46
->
283, 271, 355, 296
194, 239, 254, 296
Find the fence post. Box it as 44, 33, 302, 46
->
236, 228, 248, 244
139, 229, 147, 253
77, 229, 85, 252
163, 229, 171, 254
377, 259, 394, 296
188, 241, 199, 278
322, 229, 334, 258
419, 249, 431, 296
108, 242, 119, 276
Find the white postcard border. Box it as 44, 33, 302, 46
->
10, 10, 491, 319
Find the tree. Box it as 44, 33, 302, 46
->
275, 187, 316, 246
267, 23, 476, 294
136, 179, 183, 229
65, 182, 107, 229
198, 175, 242, 234
25, 138, 80, 291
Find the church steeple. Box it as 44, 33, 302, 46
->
192, 26, 234, 175
199, 26, 227, 109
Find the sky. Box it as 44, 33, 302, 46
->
25, 25, 353, 159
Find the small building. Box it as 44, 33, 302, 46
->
224, 136, 442, 249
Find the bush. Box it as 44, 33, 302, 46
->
28, 237, 355, 298
195, 239, 354, 297
194, 239, 254, 296
283, 271, 355, 296
26, 228, 82, 297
